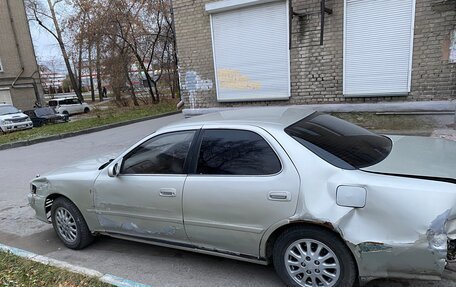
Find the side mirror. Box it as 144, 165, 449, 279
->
108, 163, 120, 177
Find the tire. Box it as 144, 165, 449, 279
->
273, 226, 356, 287
51, 197, 95, 250
84, 107, 90, 113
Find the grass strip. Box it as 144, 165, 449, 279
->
0, 100, 178, 145
0, 251, 112, 287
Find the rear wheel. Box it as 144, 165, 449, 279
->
273, 226, 356, 287
51, 197, 94, 249
84, 107, 90, 113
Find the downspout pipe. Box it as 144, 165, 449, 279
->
6, 0, 25, 88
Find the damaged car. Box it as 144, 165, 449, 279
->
28, 107, 456, 287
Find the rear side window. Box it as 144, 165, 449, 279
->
196, 129, 281, 175
285, 112, 392, 169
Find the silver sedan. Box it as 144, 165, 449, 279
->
28, 107, 456, 287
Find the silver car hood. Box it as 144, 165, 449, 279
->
40, 154, 115, 178
361, 135, 456, 181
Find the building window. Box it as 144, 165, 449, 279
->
343, 0, 416, 96
206, 0, 290, 102
450, 28, 456, 64
0, 58, 4, 72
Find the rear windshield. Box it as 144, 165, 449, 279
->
285, 112, 392, 169
35, 107, 55, 117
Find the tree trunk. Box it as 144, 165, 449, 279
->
133, 54, 156, 103
88, 43, 95, 102
96, 39, 103, 101
126, 71, 139, 106
46, 0, 83, 101
77, 43, 83, 92
152, 80, 160, 103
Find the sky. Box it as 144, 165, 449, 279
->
30, 21, 67, 73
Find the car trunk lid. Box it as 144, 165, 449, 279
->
361, 135, 456, 182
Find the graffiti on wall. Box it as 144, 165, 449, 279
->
217, 69, 262, 91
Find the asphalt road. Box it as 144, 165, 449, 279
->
0, 113, 455, 287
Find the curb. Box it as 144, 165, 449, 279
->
0, 243, 151, 287
0, 111, 182, 151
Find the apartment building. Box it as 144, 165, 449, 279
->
0, 0, 43, 109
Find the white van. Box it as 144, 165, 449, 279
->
48, 97, 91, 116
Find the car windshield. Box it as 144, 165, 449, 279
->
285, 112, 392, 169
0, 105, 20, 116
35, 107, 55, 117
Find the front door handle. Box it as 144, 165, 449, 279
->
268, 191, 291, 201
159, 188, 176, 197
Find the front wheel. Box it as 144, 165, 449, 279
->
273, 226, 357, 287
51, 197, 95, 249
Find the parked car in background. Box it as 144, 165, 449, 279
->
0, 104, 33, 134
24, 107, 69, 127
48, 97, 91, 116
28, 107, 456, 287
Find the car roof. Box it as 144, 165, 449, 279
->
49, 97, 77, 101
169, 106, 315, 130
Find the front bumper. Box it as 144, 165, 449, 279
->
1, 121, 33, 133
27, 193, 49, 223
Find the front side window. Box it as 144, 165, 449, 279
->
196, 129, 281, 175
285, 112, 392, 169
121, 131, 195, 175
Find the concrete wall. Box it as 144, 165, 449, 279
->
0, 0, 42, 110
173, 0, 456, 109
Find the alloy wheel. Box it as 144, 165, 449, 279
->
284, 239, 341, 287
55, 207, 78, 243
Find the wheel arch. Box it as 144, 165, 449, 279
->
44, 193, 99, 232
262, 221, 357, 269
45, 193, 72, 222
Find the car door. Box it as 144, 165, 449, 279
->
183, 126, 300, 257
67, 99, 80, 114
93, 130, 196, 244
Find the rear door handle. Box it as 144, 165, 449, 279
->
268, 191, 291, 201
159, 188, 177, 197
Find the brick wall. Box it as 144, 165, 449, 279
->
411, 0, 456, 100
173, 0, 456, 109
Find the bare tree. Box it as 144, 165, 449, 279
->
103, 0, 176, 104
26, 0, 84, 101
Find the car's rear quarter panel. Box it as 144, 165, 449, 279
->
265, 127, 456, 281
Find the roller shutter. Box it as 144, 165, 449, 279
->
344, 0, 416, 96
209, 0, 290, 102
